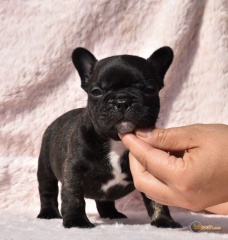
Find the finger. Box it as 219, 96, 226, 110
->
135, 125, 200, 151
121, 134, 180, 181
129, 153, 174, 203
130, 153, 189, 208
128, 152, 146, 174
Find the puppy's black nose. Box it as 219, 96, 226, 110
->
113, 98, 132, 112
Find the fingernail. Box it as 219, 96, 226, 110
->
135, 128, 152, 138
118, 133, 123, 139
118, 133, 128, 140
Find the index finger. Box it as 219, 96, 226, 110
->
120, 133, 181, 182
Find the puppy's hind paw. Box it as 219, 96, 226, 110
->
103, 211, 127, 219
151, 216, 182, 229
63, 217, 95, 228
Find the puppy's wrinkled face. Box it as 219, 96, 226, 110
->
87, 57, 161, 140
72, 47, 173, 140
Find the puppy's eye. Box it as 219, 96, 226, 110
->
91, 87, 103, 97
144, 86, 156, 95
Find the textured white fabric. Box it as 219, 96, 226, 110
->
0, 0, 228, 238
1, 0, 227, 156
1, 157, 228, 239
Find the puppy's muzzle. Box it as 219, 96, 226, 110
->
107, 93, 136, 133
107, 92, 133, 113
113, 98, 132, 112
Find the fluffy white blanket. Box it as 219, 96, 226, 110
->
0, 0, 227, 239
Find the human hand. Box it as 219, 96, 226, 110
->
120, 124, 228, 212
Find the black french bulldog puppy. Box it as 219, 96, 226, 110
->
37, 47, 182, 229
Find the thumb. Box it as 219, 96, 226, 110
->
120, 133, 178, 181
135, 125, 199, 151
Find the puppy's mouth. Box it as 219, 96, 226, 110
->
115, 121, 136, 133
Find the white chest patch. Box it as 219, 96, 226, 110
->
101, 140, 129, 192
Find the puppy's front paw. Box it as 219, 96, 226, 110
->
63, 217, 95, 228
37, 208, 62, 219
151, 216, 182, 229
101, 211, 127, 219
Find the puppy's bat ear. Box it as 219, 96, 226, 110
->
72, 48, 97, 92
147, 47, 174, 89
